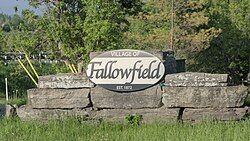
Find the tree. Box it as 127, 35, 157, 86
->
174, 1, 221, 59
0, 14, 23, 32
0, 0, 143, 97
20, 0, 135, 70
0, 29, 4, 52
123, 0, 171, 50
202, 0, 249, 84
176, 0, 249, 84
84, 0, 128, 52
10, 14, 23, 30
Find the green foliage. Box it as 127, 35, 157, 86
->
174, 1, 221, 72
244, 95, 250, 106
0, 29, 5, 52
185, 0, 250, 84
124, 0, 171, 50
0, 14, 23, 32
40, 1, 87, 62
0, 118, 250, 140
0, 14, 11, 26
21, 0, 131, 63
175, 1, 221, 52
0, 61, 69, 98
124, 0, 249, 84
0, 98, 27, 106
125, 114, 142, 125
0, 62, 34, 98
120, 0, 143, 15
84, 0, 128, 53
1, 0, 134, 96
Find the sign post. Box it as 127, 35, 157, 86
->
5, 78, 8, 101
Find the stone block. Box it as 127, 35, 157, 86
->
246, 107, 250, 117
91, 85, 162, 109
162, 86, 248, 108
0, 104, 16, 117
28, 88, 91, 109
182, 107, 248, 121
164, 72, 228, 86
38, 73, 94, 89
0, 104, 5, 117
17, 105, 91, 121
93, 107, 180, 123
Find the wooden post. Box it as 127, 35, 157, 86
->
170, 0, 174, 51
77, 61, 84, 73
5, 78, 8, 101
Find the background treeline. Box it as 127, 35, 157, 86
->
0, 0, 249, 98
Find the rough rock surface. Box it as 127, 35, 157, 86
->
162, 86, 248, 108
0, 104, 5, 117
164, 72, 228, 86
28, 89, 91, 109
93, 107, 180, 122
182, 107, 248, 121
38, 73, 94, 89
0, 104, 16, 117
246, 107, 250, 117
91, 85, 163, 109
17, 105, 91, 120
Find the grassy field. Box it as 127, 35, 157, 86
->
0, 118, 250, 141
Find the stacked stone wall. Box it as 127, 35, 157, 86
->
15, 72, 249, 123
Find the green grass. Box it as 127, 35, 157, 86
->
0, 98, 27, 106
0, 118, 250, 141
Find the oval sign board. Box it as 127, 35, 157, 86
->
86, 49, 165, 92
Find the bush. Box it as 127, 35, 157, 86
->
125, 114, 143, 126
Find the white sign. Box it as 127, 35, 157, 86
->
86, 49, 165, 92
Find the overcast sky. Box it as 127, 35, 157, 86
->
0, 0, 43, 15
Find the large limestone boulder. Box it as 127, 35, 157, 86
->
0, 104, 5, 117
28, 88, 91, 109
164, 72, 228, 86
162, 86, 248, 108
17, 105, 91, 121
0, 104, 6, 117
246, 107, 250, 117
91, 85, 163, 109
38, 73, 94, 89
182, 107, 248, 121
0, 104, 16, 117
93, 107, 180, 123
